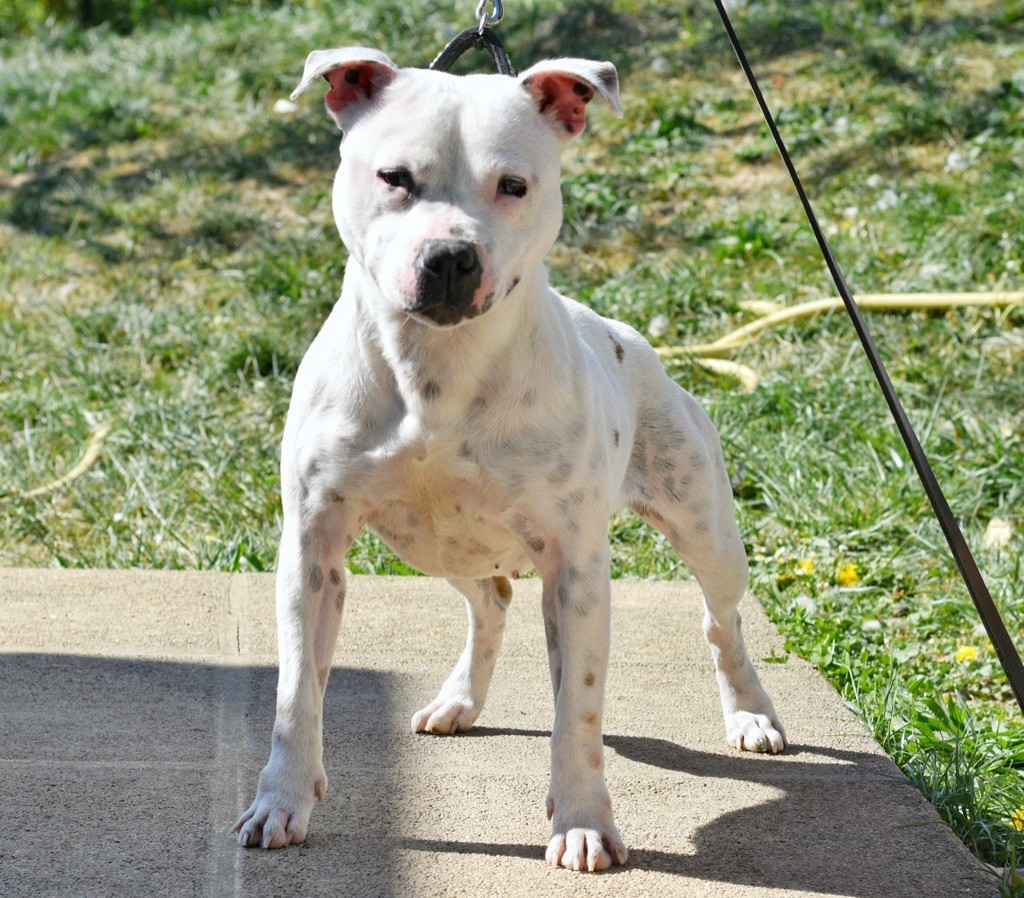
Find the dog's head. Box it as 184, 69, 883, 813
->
291, 47, 621, 328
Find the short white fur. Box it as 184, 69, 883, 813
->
235, 48, 786, 872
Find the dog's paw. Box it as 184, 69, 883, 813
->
545, 790, 627, 872
410, 695, 480, 735
233, 767, 327, 849
725, 710, 787, 754
545, 825, 628, 872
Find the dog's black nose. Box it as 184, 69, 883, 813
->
412, 239, 483, 325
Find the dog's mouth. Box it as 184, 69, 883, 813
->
406, 301, 485, 328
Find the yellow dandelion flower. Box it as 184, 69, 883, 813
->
797, 559, 816, 576
836, 563, 860, 587
954, 646, 979, 663
1012, 807, 1024, 832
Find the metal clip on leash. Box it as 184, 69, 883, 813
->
476, 0, 503, 33
712, 0, 1024, 715
429, 0, 515, 76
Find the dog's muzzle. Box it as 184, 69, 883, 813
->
411, 238, 484, 326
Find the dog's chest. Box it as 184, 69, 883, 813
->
362, 437, 528, 579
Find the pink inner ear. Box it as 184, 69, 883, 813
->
325, 65, 374, 116
535, 73, 595, 136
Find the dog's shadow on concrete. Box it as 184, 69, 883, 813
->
399, 727, 958, 896
2, 654, 979, 897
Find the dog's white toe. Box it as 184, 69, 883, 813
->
235, 802, 310, 850
726, 710, 787, 754
546, 826, 627, 872
234, 767, 325, 849
411, 696, 479, 735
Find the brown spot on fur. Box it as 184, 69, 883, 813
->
344, 68, 360, 84
583, 712, 597, 726
609, 333, 625, 363
335, 588, 346, 613
492, 576, 513, 605
422, 380, 440, 400
584, 671, 596, 687
612, 429, 619, 447
309, 565, 324, 593
329, 568, 341, 586
589, 751, 602, 769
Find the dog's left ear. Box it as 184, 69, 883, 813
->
518, 58, 622, 142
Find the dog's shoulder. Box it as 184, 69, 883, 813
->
553, 290, 663, 377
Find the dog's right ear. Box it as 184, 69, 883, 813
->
290, 47, 399, 130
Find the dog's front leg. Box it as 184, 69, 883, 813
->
542, 542, 628, 872
235, 501, 356, 849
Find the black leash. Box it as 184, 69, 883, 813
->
712, 0, 1024, 715
429, 2, 515, 76
428, 25, 516, 76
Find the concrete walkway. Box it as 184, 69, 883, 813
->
0, 569, 996, 898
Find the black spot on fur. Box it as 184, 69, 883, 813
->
609, 333, 625, 363
653, 456, 676, 474
309, 565, 324, 593
344, 68, 360, 84
422, 380, 441, 401
548, 458, 573, 486
595, 67, 617, 93
544, 614, 559, 653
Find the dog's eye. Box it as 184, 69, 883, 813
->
498, 176, 528, 198
378, 168, 414, 192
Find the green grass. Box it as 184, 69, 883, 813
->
2, 0, 1023, 879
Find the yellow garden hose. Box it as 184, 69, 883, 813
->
657, 290, 1024, 390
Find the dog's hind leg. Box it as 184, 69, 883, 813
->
411, 576, 511, 734
627, 377, 786, 754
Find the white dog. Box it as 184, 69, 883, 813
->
234, 47, 786, 872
